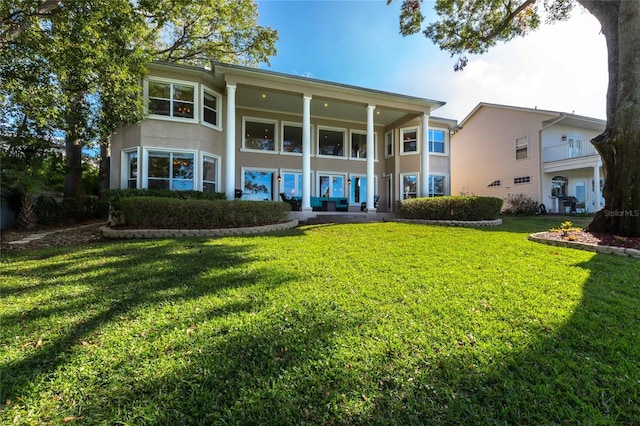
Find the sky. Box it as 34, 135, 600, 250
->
255, 0, 608, 122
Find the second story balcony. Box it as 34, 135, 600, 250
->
543, 139, 598, 163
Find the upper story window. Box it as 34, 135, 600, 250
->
318, 127, 345, 157
516, 136, 528, 159
429, 129, 446, 154
202, 87, 221, 128
351, 132, 367, 159
282, 123, 303, 154
243, 118, 276, 152
385, 130, 394, 157
401, 127, 418, 154
147, 78, 195, 120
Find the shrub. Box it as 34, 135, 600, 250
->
397, 196, 503, 221
119, 197, 290, 229
105, 189, 227, 224
503, 193, 538, 215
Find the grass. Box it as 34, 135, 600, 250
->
1, 215, 638, 424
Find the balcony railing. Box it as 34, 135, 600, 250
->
543, 139, 598, 163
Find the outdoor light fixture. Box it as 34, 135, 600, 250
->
277, 175, 282, 183
347, 178, 352, 185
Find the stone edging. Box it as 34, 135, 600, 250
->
100, 220, 299, 239
393, 218, 502, 227
529, 232, 640, 259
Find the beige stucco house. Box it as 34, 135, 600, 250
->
110, 61, 457, 215
451, 103, 605, 213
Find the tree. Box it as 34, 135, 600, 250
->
1, 0, 277, 207
392, 0, 640, 237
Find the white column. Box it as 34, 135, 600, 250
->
366, 105, 376, 211
594, 160, 601, 211
302, 95, 312, 211
420, 113, 430, 197
225, 84, 237, 200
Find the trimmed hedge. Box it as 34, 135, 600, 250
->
119, 197, 290, 229
397, 196, 503, 221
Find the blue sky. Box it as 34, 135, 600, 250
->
255, 0, 607, 122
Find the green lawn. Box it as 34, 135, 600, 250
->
1, 216, 639, 424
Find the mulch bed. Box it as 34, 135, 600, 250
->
1, 222, 106, 251
535, 230, 640, 249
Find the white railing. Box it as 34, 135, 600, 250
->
543, 140, 598, 163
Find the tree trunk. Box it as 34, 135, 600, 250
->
581, 0, 640, 237
98, 135, 111, 199
63, 92, 85, 211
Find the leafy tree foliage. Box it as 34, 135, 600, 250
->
1, 0, 277, 212
391, 0, 640, 236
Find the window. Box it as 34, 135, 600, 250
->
401, 128, 418, 153
488, 180, 501, 187
318, 127, 345, 157
282, 123, 303, 153
429, 129, 446, 153
243, 118, 276, 151
515, 136, 528, 159
351, 132, 367, 159
385, 130, 394, 157
514, 176, 531, 184
243, 169, 276, 200
429, 175, 446, 196
122, 149, 138, 189
402, 174, 418, 199
350, 175, 367, 204
202, 88, 220, 128
202, 155, 218, 192
281, 172, 303, 197
318, 174, 345, 197
147, 79, 195, 119
147, 151, 195, 190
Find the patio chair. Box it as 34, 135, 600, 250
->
360, 195, 380, 211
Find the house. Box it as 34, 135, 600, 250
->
109, 61, 457, 216
451, 103, 605, 213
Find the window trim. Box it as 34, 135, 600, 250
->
241, 167, 279, 201
428, 128, 448, 155
201, 152, 221, 193
142, 147, 198, 190
515, 136, 529, 160
316, 172, 348, 198
278, 169, 304, 198
242, 116, 278, 154
400, 172, 419, 199
514, 176, 531, 185
317, 125, 347, 159
347, 173, 378, 206
144, 76, 198, 123
384, 130, 394, 158
349, 130, 377, 161
429, 174, 448, 197
400, 126, 419, 155
121, 147, 140, 189
280, 121, 308, 156
201, 85, 223, 131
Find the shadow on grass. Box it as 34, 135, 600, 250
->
2, 237, 638, 424
0, 239, 301, 407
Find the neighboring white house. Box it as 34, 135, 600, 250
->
451, 103, 605, 213
110, 61, 457, 215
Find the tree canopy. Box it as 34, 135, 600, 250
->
1, 0, 277, 208
392, 0, 640, 236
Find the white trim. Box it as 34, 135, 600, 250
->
316, 171, 348, 198
121, 147, 140, 189
348, 173, 378, 206
349, 129, 378, 161
515, 135, 529, 160
241, 116, 278, 153
201, 85, 223, 131
201, 151, 221, 192
144, 76, 198, 124
400, 126, 419, 155
429, 173, 449, 196
280, 121, 312, 156
400, 172, 420, 199
142, 147, 198, 190
317, 125, 347, 159
278, 169, 304, 197
384, 130, 394, 158
428, 127, 449, 156
240, 166, 279, 201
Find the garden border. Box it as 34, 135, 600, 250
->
529, 232, 640, 259
393, 218, 503, 227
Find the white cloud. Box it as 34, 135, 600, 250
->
395, 9, 608, 121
